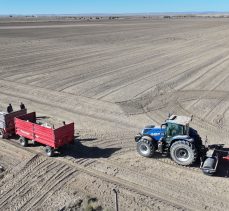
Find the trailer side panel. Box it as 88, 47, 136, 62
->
15, 118, 34, 140
34, 124, 55, 147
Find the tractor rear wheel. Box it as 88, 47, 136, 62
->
137, 137, 155, 157
19, 136, 28, 147
170, 140, 197, 166
45, 146, 54, 157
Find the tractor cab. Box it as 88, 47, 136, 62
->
162, 115, 191, 143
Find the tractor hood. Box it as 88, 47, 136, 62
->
141, 125, 165, 141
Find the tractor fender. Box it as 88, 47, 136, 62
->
139, 135, 158, 149
141, 135, 154, 142
171, 135, 194, 142
169, 136, 194, 148
135, 134, 156, 142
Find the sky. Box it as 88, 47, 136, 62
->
1, 0, 229, 15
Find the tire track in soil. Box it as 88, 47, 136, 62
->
59, 157, 190, 211
0, 138, 190, 210
74, 172, 184, 211
1, 19, 229, 211
2, 22, 224, 96
0, 148, 78, 211
95, 42, 228, 101
19, 167, 77, 211
131, 49, 229, 101
119, 88, 229, 137
0, 155, 46, 195
3, 161, 62, 210
0, 158, 53, 206
2, 130, 229, 211
0, 82, 136, 130
90, 158, 229, 210
182, 69, 229, 127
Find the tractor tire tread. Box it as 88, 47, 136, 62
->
170, 140, 197, 166
137, 137, 156, 157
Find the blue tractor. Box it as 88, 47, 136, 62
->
135, 115, 205, 166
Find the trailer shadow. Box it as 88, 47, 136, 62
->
60, 137, 121, 159
36, 116, 50, 119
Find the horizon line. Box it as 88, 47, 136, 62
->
1, 11, 229, 16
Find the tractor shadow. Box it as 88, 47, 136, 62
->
152, 152, 201, 168
153, 149, 229, 177
60, 137, 121, 159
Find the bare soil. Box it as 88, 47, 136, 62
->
0, 17, 229, 211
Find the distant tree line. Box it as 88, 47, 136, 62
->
163, 15, 229, 19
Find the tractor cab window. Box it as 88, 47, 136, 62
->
166, 123, 184, 137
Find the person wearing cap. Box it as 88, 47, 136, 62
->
7, 104, 13, 113
20, 102, 26, 110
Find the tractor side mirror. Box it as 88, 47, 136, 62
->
161, 124, 166, 136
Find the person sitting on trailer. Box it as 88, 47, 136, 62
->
20, 102, 25, 110
7, 104, 13, 113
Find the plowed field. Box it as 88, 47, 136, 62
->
1, 17, 229, 211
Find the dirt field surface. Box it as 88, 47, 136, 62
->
1, 17, 229, 211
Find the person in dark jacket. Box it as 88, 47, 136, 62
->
20, 102, 25, 110
7, 104, 13, 113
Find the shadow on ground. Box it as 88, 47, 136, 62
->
60, 137, 121, 159
152, 149, 229, 178
36, 116, 50, 119
152, 152, 201, 168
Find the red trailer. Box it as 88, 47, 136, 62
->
0, 109, 27, 138
15, 112, 74, 156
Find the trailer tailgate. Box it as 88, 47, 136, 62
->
54, 123, 74, 148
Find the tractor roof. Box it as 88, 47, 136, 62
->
166, 115, 192, 125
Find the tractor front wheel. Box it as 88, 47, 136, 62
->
170, 140, 197, 166
137, 137, 155, 157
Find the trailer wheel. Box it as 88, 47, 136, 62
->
19, 136, 28, 147
31, 140, 37, 146
170, 140, 197, 166
45, 146, 54, 157
137, 137, 156, 157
